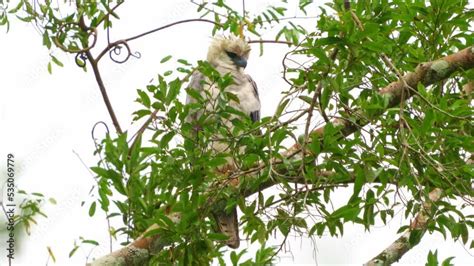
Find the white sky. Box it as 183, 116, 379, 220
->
0, 0, 473, 265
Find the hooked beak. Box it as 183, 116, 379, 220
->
233, 57, 247, 68
226, 51, 247, 69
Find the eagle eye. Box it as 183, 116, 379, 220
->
226, 51, 238, 58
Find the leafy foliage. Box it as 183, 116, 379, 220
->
2, 0, 473, 264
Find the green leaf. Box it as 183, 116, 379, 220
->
160, 55, 172, 63
441, 256, 455, 266
208, 156, 228, 167
207, 233, 228, 241
264, 195, 275, 207
43, 32, 51, 49
363, 190, 375, 227
352, 167, 365, 201
230, 250, 246, 266
331, 205, 360, 221
167, 78, 182, 104
8, 1, 24, 14
178, 59, 191, 65
255, 244, 275, 264
82, 239, 99, 246
16, 15, 34, 22
47, 246, 56, 263
459, 222, 468, 244
90, 167, 108, 178
364, 40, 385, 53
68, 246, 79, 258
310, 47, 330, 66
137, 89, 151, 108
409, 229, 424, 246
275, 98, 290, 117
133, 109, 151, 120
426, 250, 438, 266
185, 88, 203, 102
88, 202, 96, 217
51, 55, 64, 67
298, 95, 313, 105
321, 81, 331, 109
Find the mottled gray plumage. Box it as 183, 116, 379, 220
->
185, 36, 260, 249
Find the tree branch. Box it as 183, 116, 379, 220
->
86, 51, 123, 134
96, 19, 220, 62
86, 213, 181, 266
247, 39, 293, 45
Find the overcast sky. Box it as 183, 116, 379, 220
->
0, 0, 472, 265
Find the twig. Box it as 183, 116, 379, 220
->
125, 18, 220, 42
248, 39, 293, 45
95, 0, 125, 26
96, 18, 221, 62
86, 50, 123, 133
190, 0, 228, 19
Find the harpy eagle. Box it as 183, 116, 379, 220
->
186, 36, 261, 248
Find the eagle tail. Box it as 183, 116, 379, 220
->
212, 207, 240, 248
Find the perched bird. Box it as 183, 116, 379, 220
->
185, 36, 261, 249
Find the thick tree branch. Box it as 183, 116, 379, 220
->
87, 213, 181, 266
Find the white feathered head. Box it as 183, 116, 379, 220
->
207, 36, 251, 69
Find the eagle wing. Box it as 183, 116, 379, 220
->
186, 71, 205, 104
185, 71, 205, 123
246, 74, 261, 123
